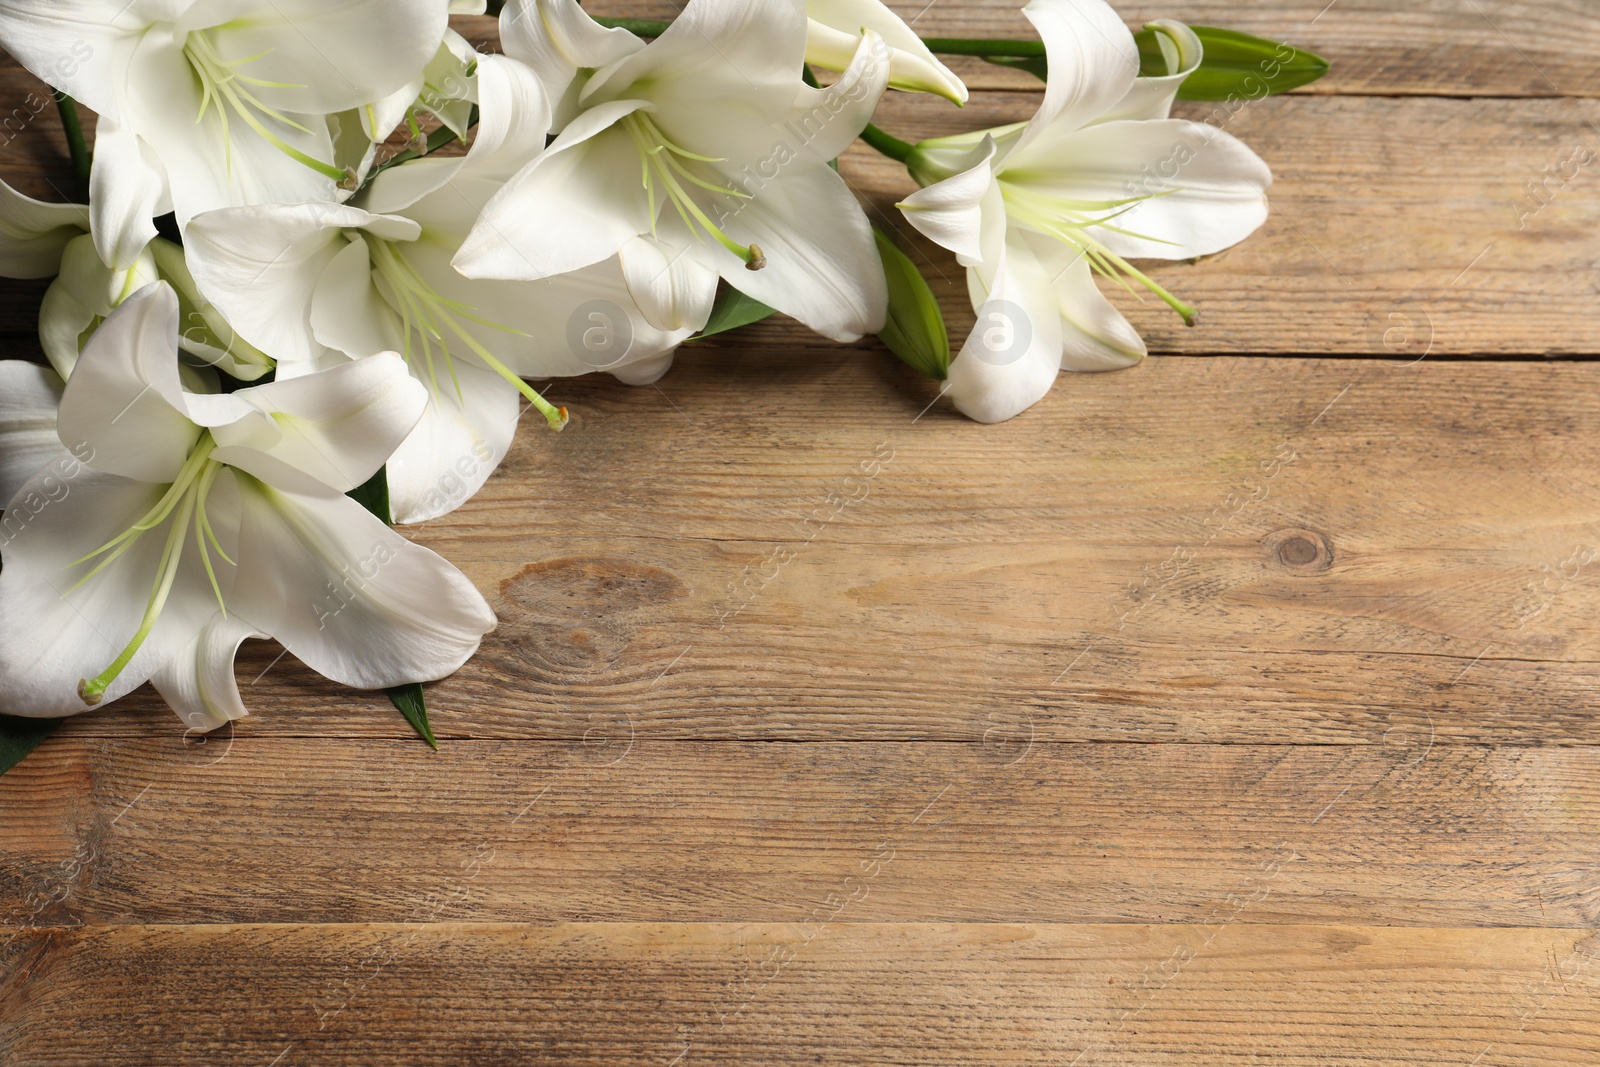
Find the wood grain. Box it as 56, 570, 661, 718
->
4, 923, 1599, 1066
3, 737, 1599, 929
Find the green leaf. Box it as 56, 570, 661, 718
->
345, 467, 435, 749
388, 684, 437, 750
982, 55, 1049, 82
983, 27, 1329, 100
346, 465, 392, 525
1, 715, 61, 777
874, 229, 949, 380
692, 285, 777, 340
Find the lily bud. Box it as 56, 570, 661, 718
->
873, 229, 950, 380
804, 0, 969, 105
40, 234, 273, 383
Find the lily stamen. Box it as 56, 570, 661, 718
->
77, 435, 228, 706
366, 236, 570, 431
1000, 183, 1197, 325
620, 112, 765, 270
183, 31, 346, 182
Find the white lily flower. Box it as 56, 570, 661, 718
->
0, 282, 496, 729
187, 53, 690, 525
897, 0, 1271, 423
460, 0, 890, 344
804, 0, 967, 104
0, 0, 448, 269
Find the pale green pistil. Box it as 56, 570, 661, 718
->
183, 31, 351, 184
76, 435, 232, 706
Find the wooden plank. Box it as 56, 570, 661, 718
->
559, 1, 1600, 97
3, 738, 1598, 928
5, 922, 1599, 1065
47, 356, 1600, 744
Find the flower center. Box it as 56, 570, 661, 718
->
999, 182, 1197, 326
76, 435, 232, 706
183, 30, 352, 185
619, 111, 765, 271
363, 234, 569, 431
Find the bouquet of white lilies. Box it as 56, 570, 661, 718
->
0, 0, 1324, 761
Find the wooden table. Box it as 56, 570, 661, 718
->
4, 2, 1600, 1063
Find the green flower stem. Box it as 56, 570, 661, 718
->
54, 93, 91, 201
918, 38, 1046, 57
364, 104, 480, 191
587, 17, 1048, 59
590, 16, 670, 36
859, 123, 914, 163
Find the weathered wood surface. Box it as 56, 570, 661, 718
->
3, 738, 1599, 928
4, 2, 1600, 1065
5, 924, 1600, 1066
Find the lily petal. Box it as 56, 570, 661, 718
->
898, 135, 998, 264
186, 203, 417, 372
499, 0, 644, 126
1018, 232, 1147, 371
307, 237, 402, 360
89, 117, 167, 270
0, 4, 139, 119
453, 105, 652, 281
946, 181, 1064, 424
1100, 19, 1202, 124
713, 156, 888, 341
0, 460, 234, 717
0, 176, 90, 278
230, 482, 496, 690
191, 0, 446, 115
580, 0, 804, 121
0, 361, 64, 504
385, 362, 520, 525
619, 232, 719, 334
56, 282, 199, 483
149, 610, 266, 731
1010, 119, 1272, 260
787, 29, 892, 163
208, 353, 427, 496
1012, 0, 1140, 157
